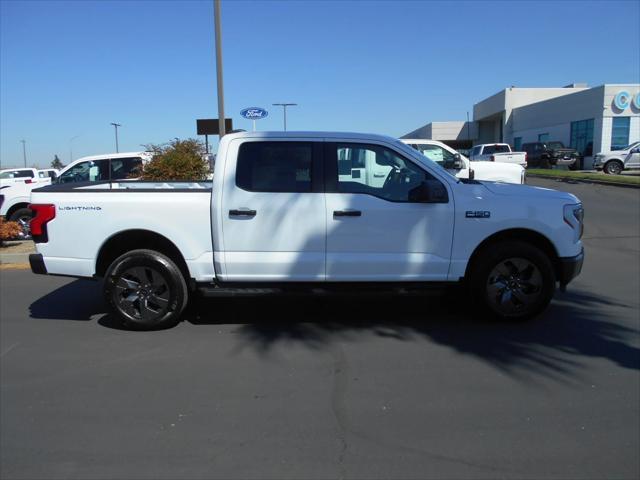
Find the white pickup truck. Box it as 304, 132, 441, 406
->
401, 139, 525, 184
28, 131, 584, 330
470, 143, 528, 167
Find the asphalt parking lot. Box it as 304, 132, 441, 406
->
1, 178, 638, 480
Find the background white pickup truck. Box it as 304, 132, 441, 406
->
401, 139, 525, 184
470, 143, 528, 167
29, 131, 584, 330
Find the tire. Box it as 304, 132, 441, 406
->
9, 207, 34, 240
603, 160, 623, 175
104, 249, 188, 330
468, 241, 556, 321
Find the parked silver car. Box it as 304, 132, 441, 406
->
593, 141, 640, 174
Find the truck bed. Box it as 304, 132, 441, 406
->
30, 181, 215, 280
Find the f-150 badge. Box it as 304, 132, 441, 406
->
466, 211, 490, 218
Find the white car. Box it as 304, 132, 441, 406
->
29, 131, 584, 330
38, 169, 60, 181
402, 139, 525, 184
56, 151, 152, 184
0, 168, 50, 188
593, 141, 640, 174
0, 182, 40, 238
469, 143, 528, 167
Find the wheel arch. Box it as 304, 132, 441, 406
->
5, 202, 31, 220
464, 228, 560, 280
95, 229, 192, 286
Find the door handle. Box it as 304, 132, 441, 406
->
333, 210, 361, 217
229, 209, 257, 217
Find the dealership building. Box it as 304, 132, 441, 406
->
402, 83, 640, 168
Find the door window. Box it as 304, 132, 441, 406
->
334, 144, 447, 203
59, 160, 109, 183
236, 142, 312, 193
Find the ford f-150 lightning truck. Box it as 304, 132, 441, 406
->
28, 131, 584, 330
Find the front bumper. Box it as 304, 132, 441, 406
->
29, 253, 47, 275
553, 156, 578, 166
558, 248, 584, 287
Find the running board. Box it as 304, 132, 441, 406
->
197, 282, 456, 298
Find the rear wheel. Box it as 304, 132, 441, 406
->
603, 160, 623, 175
468, 241, 555, 320
104, 249, 188, 330
8, 207, 33, 240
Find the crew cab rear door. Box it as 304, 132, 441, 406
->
219, 139, 326, 281
324, 141, 455, 281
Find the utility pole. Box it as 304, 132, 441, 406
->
20, 140, 26, 167
214, 0, 226, 138
272, 103, 297, 131
110, 123, 121, 153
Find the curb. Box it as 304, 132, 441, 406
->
527, 174, 640, 189
0, 252, 31, 265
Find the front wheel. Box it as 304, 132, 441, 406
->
104, 249, 188, 330
603, 160, 623, 175
468, 241, 556, 320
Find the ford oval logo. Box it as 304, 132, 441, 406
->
240, 107, 268, 120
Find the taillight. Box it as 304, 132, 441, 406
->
25, 179, 33, 184
29, 204, 56, 243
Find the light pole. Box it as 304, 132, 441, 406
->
272, 103, 297, 131
110, 123, 121, 153
214, 0, 226, 138
20, 139, 26, 167
69, 135, 80, 163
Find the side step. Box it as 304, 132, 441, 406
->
197, 282, 457, 298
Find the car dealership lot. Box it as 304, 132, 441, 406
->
1, 178, 638, 479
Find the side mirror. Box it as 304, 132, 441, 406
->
468, 168, 475, 180
408, 181, 448, 203
631, 147, 640, 154
443, 153, 464, 170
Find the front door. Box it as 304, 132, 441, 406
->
220, 140, 325, 281
324, 142, 455, 281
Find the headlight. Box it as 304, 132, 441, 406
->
564, 203, 584, 241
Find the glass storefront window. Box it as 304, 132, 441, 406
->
611, 117, 630, 151
513, 137, 522, 151
570, 119, 594, 156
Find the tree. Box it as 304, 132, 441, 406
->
141, 138, 209, 181
51, 155, 64, 170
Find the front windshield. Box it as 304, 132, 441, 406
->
612, 141, 640, 151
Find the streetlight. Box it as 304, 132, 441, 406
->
214, 0, 226, 138
272, 103, 297, 131
110, 123, 121, 153
69, 135, 80, 163
20, 139, 26, 167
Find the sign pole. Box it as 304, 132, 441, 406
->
205, 135, 209, 154
253, 120, 256, 132
214, 0, 226, 138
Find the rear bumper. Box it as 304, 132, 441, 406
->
29, 253, 47, 275
558, 248, 584, 287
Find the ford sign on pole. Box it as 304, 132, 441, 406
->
240, 107, 268, 131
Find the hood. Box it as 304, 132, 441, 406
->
481, 181, 579, 202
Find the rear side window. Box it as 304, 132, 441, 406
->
236, 142, 312, 193
111, 157, 143, 180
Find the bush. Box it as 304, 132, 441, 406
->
141, 138, 210, 181
0, 218, 22, 245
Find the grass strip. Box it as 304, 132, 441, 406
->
527, 169, 640, 185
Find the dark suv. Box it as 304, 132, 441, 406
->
522, 142, 579, 169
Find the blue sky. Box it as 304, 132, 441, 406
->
1, 0, 639, 167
